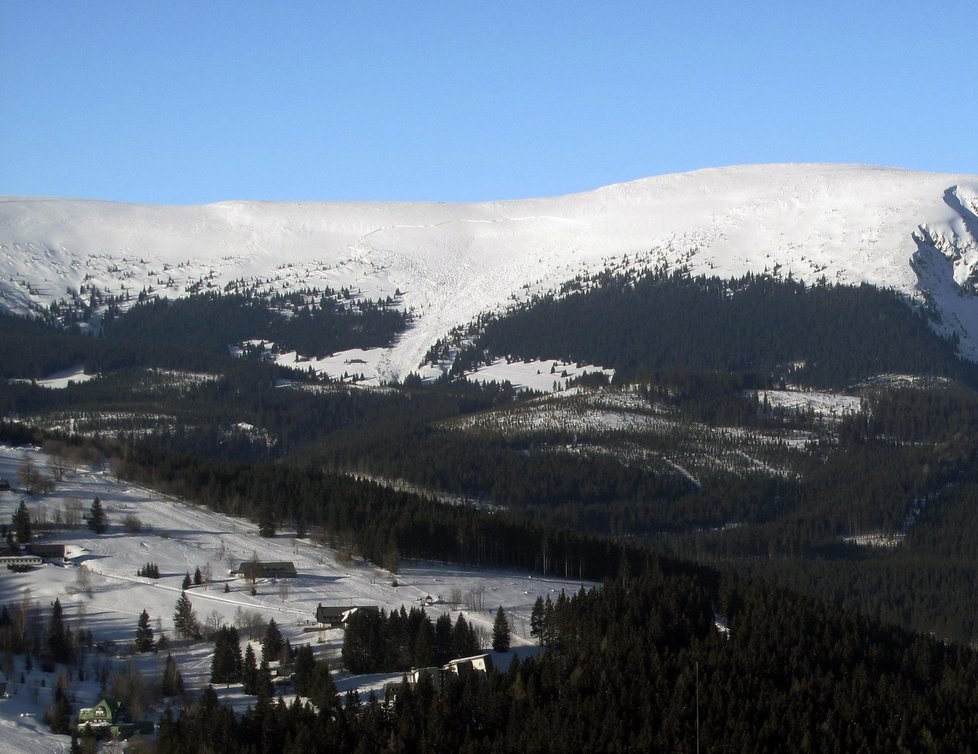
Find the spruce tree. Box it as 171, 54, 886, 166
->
434, 612, 454, 665
43, 674, 72, 734
452, 614, 479, 658
242, 643, 259, 694
172, 591, 200, 640
257, 504, 276, 538
47, 598, 73, 665
492, 606, 511, 652
182, 572, 192, 590
342, 609, 384, 673
11, 500, 31, 544
88, 496, 107, 534
135, 609, 155, 652
161, 654, 184, 697
256, 658, 274, 701
412, 618, 435, 668
210, 626, 243, 685
261, 618, 284, 663
293, 644, 316, 696
310, 659, 338, 713
530, 596, 545, 644
193, 566, 203, 586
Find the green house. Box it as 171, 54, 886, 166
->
77, 698, 136, 738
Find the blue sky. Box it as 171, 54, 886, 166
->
2, 2, 974, 204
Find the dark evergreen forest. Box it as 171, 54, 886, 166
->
152, 566, 978, 753
445, 269, 976, 387
0, 289, 408, 379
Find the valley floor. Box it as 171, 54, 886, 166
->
0, 445, 588, 751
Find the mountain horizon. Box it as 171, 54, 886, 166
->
3, 163, 978, 381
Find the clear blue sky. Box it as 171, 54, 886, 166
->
2, 2, 974, 204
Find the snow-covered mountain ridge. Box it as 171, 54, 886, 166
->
3, 163, 978, 380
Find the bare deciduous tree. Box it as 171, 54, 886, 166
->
234, 608, 266, 641
63, 500, 83, 528
110, 660, 158, 720
18, 455, 42, 494
43, 440, 71, 482
203, 610, 224, 640
466, 585, 486, 612
449, 588, 463, 609
75, 565, 92, 595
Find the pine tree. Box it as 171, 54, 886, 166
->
452, 614, 480, 658
530, 596, 545, 644
492, 606, 511, 652
542, 594, 557, 647
193, 566, 203, 586
434, 612, 454, 665
242, 643, 259, 695
137, 562, 160, 578
11, 500, 31, 544
135, 609, 155, 652
261, 618, 284, 663
310, 658, 338, 713
88, 496, 107, 534
161, 654, 184, 697
182, 572, 192, 590
293, 644, 316, 696
412, 618, 435, 668
258, 504, 276, 538
257, 658, 274, 701
47, 598, 73, 665
343, 609, 384, 673
43, 674, 72, 734
172, 591, 200, 640
210, 626, 243, 685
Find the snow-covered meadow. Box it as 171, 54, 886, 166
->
0, 445, 590, 751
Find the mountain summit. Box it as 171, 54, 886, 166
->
2, 163, 978, 380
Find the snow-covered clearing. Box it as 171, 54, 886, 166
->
0, 445, 591, 751
458, 358, 613, 393
754, 388, 863, 421
8, 366, 94, 390
272, 346, 386, 384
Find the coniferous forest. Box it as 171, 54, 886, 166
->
143, 567, 978, 753
6, 270, 978, 749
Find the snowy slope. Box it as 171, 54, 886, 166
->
0, 444, 588, 751
3, 164, 978, 380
